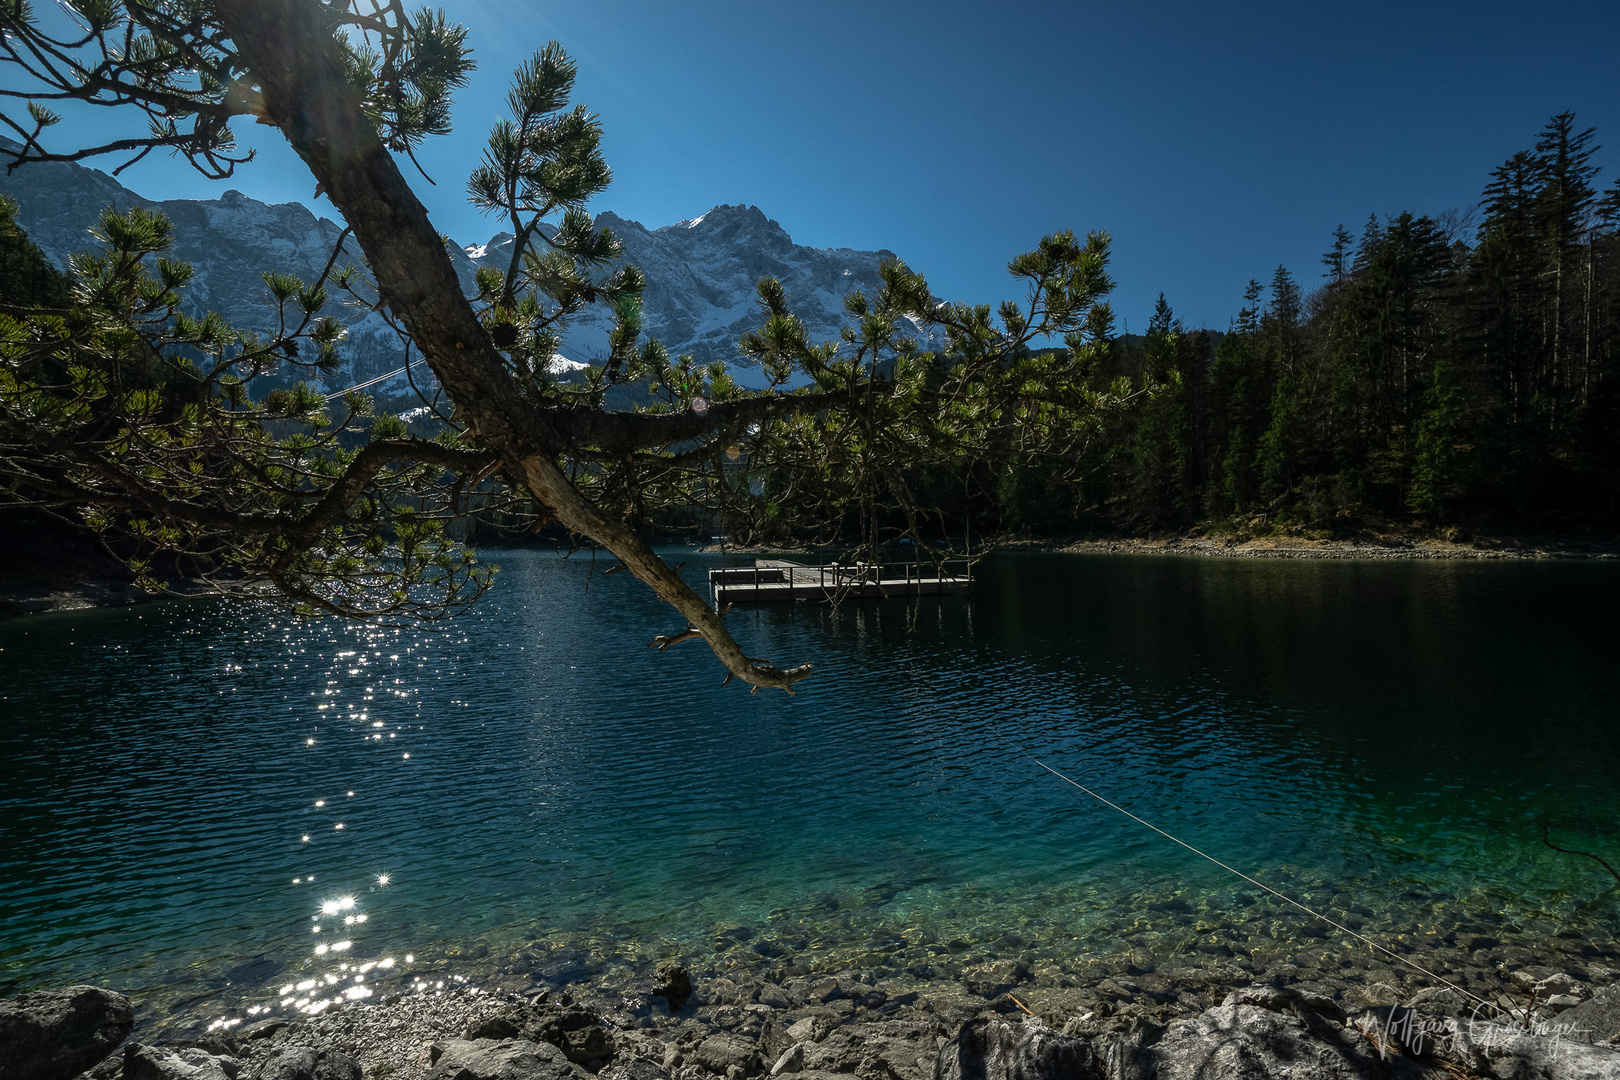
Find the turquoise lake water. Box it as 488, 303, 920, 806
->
1, 551, 1617, 1026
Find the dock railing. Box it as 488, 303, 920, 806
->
709, 557, 973, 605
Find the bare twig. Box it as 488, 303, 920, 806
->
1542, 822, 1620, 887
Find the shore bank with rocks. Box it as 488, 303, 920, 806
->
1048, 532, 1620, 561
9, 960, 1620, 1080
6, 526, 1614, 620
701, 527, 1620, 563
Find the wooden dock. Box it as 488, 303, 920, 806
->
709, 558, 972, 606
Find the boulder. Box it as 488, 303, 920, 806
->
961, 962, 1031, 1001
1154, 1004, 1433, 1080
1444, 1013, 1620, 1080
769, 1044, 804, 1076
123, 1044, 237, 1080
244, 1046, 359, 1080
652, 968, 694, 1013
599, 1058, 666, 1080
243, 1046, 360, 1080
933, 1016, 1105, 1080
785, 1016, 835, 1045
1556, 983, 1620, 1045
690, 1033, 759, 1077
0, 985, 133, 1080
425, 1038, 585, 1080
464, 1002, 615, 1066
1223, 983, 1349, 1025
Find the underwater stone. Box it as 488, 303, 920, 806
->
652, 967, 694, 1012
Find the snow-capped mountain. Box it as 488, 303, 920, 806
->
0, 145, 922, 393
463, 204, 921, 374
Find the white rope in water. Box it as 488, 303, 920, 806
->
1032, 758, 1498, 1012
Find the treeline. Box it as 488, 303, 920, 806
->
989, 112, 1620, 536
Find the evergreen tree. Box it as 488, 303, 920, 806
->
1257, 266, 1309, 502
1322, 225, 1353, 284
0, 196, 70, 308
1126, 293, 1187, 525
0, 1, 1132, 691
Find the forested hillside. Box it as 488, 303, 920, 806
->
1021, 113, 1620, 537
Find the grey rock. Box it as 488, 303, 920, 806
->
769, 1044, 804, 1076
661, 1045, 684, 1071
1157, 1004, 1431, 1080
757, 1019, 792, 1064
600, 1059, 666, 1080
933, 1016, 1104, 1080
124, 1044, 235, 1080
961, 962, 1031, 1001
690, 1034, 759, 1076
1443, 1015, 1620, 1080
854, 1055, 897, 1080
245, 1046, 361, 1080
0, 985, 133, 1080
1557, 984, 1620, 1044
785, 1018, 831, 1045
813, 1021, 939, 1079
237, 1019, 288, 1043
1355, 983, 1405, 1009
1406, 986, 1472, 1017
799, 1033, 859, 1074
1538, 975, 1587, 1000
464, 1002, 615, 1065
1223, 983, 1350, 1025
806, 981, 843, 1005
653, 968, 695, 1014
424, 1038, 585, 1080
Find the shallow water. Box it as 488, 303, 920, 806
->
1, 551, 1616, 1027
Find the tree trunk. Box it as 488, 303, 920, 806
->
212, 0, 810, 690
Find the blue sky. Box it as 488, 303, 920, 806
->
39, 1, 1620, 333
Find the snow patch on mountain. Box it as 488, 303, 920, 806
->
0, 145, 932, 392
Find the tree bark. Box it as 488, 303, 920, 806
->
212, 0, 810, 690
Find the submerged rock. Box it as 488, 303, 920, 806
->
0, 985, 133, 1080
652, 967, 694, 1014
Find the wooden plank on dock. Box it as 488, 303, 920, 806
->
710, 558, 972, 606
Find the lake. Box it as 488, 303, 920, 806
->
2, 550, 1617, 1032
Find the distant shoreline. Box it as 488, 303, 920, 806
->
5, 530, 1616, 620
699, 530, 1620, 562
1042, 533, 1620, 560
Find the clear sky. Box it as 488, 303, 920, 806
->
35, 0, 1620, 333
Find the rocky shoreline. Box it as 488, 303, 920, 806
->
700, 528, 1620, 563
1048, 532, 1620, 561
9, 953, 1620, 1080
5, 527, 1615, 620
6, 850, 1613, 1079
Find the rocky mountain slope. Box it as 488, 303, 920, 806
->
463, 205, 921, 375
0, 147, 913, 392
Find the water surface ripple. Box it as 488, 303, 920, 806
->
1, 551, 1616, 1022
